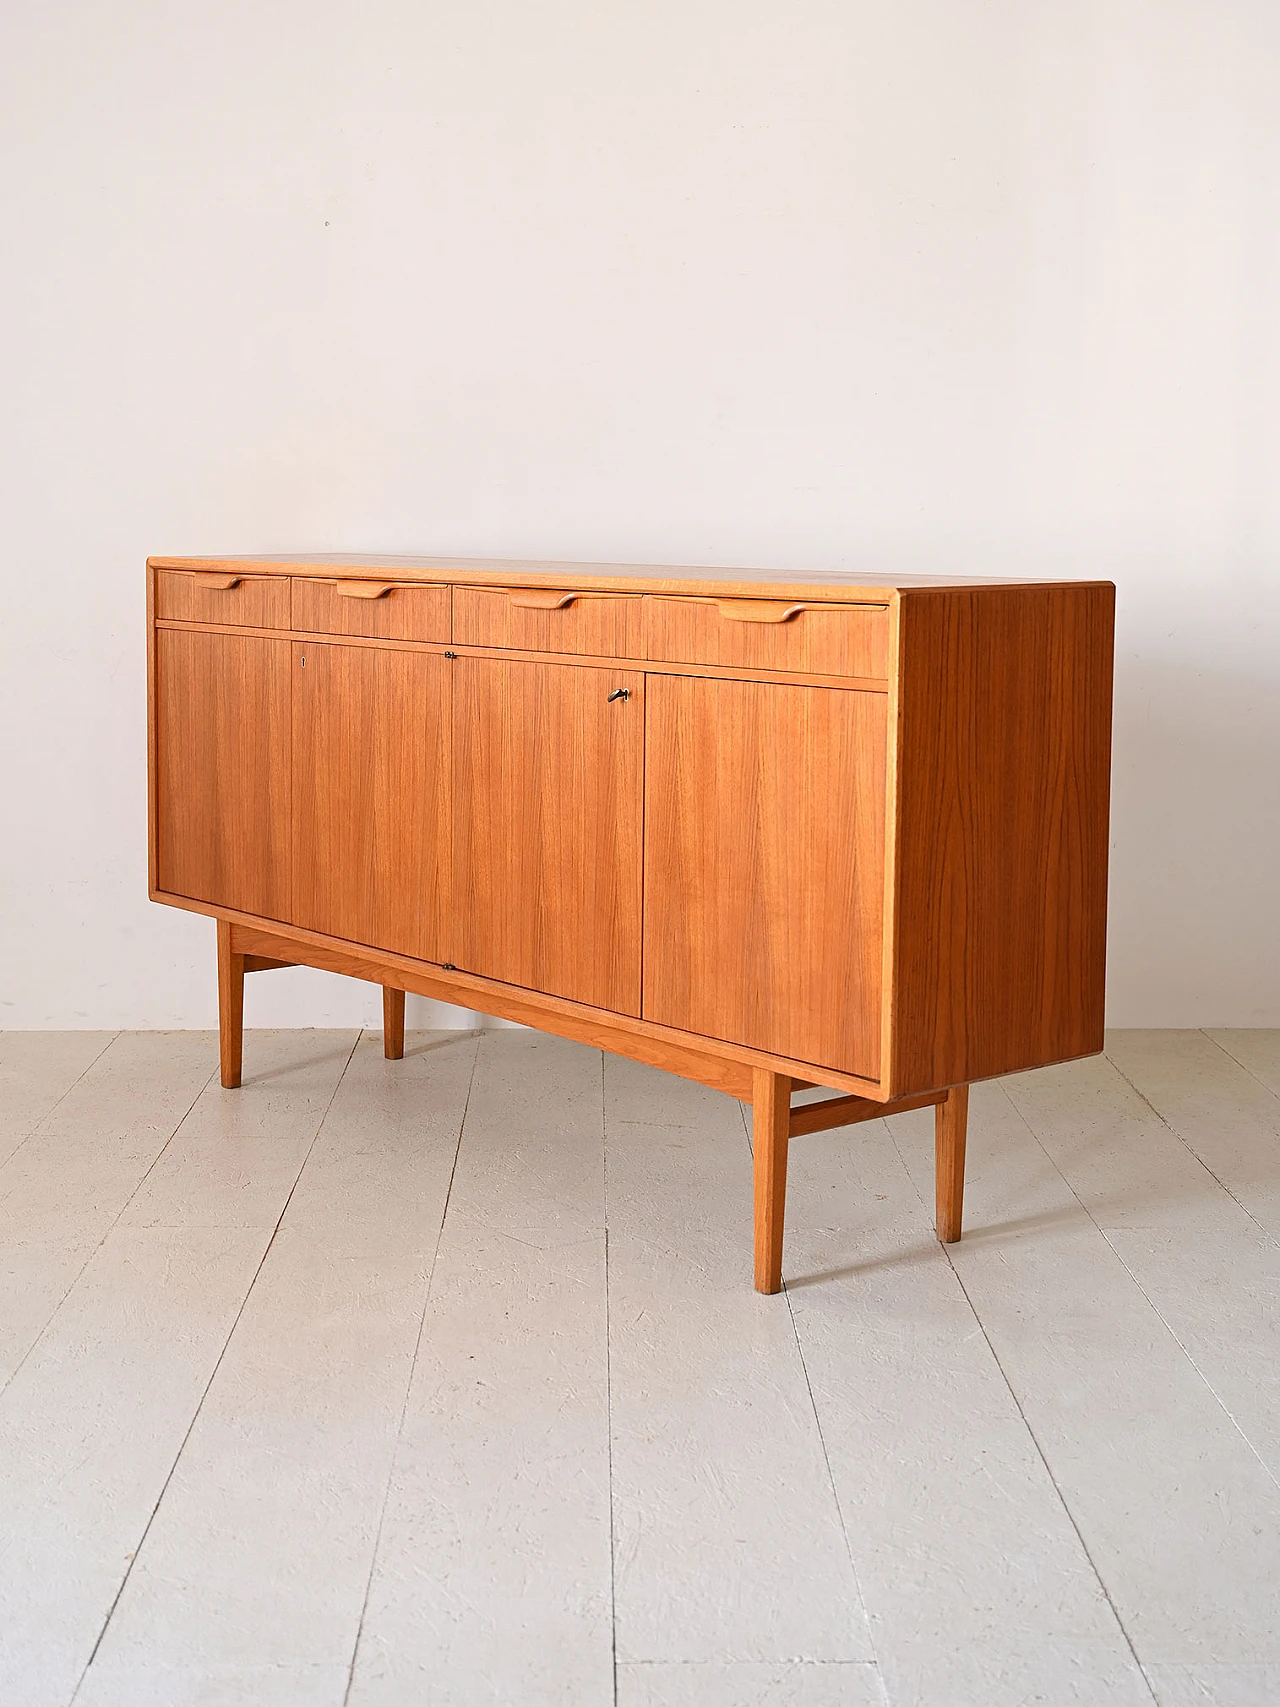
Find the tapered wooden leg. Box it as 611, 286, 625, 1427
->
935, 1083, 969, 1242
382, 987, 405, 1060
216, 919, 245, 1090
752, 1068, 792, 1294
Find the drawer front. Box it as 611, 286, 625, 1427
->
291, 578, 450, 641
452, 586, 644, 658
154, 570, 290, 629
644, 596, 890, 678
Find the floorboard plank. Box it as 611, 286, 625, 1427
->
74, 1031, 474, 1707
346, 1032, 613, 1707
0, 1031, 117, 1169
3, 1028, 1276, 1704
1205, 1030, 1280, 1099
1006, 1051, 1280, 1485
1105, 1030, 1280, 1239
0, 1031, 219, 1389
615, 1659, 884, 1705
891, 1075, 1280, 1670
0, 1029, 361, 1707
604, 1057, 871, 1666
784, 1090, 1152, 1707
0, 1227, 268, 1707
1144, 1662, 1280, 1707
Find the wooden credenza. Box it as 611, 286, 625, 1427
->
147, 554, 1115, 1292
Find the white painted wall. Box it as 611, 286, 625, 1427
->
2, 1, 1277, 1030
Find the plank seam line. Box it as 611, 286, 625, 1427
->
1199, 1029, 1280, 1108
0, 1030, 120, 1179
0, 1038, 217, 1411
1005, 1074, 1280, 1501
342, 1028, 483, 1707
955, 1084, 1161, 1697
942, 1256, 1157, 1701
883, 1099, 1158, 1703
1105, 1048, 1280, 1255
766, 1097, 890, 1704
69, 1028, 363, 1700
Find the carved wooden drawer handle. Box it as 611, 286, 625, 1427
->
507, 590, 578, 610
332, 580, 396, 599
656, 595, 831, 623
657, 594, 884, 623
714, 599, 810, 623
190, 572, 242, 591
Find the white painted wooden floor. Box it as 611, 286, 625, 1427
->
1, 1029, 1278, 1707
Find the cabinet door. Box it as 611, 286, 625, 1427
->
451, 658, 643, 1014
154, 628, 292, 919
291, 642, 451, 960
643, 675, 886, 1079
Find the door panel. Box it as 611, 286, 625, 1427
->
451, 658, 643, 1014
154, 628, 292, 919
643, 675, 886, 1078
291, 642, 450, 960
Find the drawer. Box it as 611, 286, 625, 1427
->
644, 595, 890, 679
154, 569, 290, 629
452, 585, 643, 658
291, 577, 450, 642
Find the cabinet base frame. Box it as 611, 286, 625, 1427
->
174, 895, 888, 1097
210, 913, 969, 1293
213, 915, 759, 1098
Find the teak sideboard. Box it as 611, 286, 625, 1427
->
147, 553, 1115, 1293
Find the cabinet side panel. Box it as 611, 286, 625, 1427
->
888, 585, 1115, 1092
154, 629, 293, 920
643, 676, 885, 1080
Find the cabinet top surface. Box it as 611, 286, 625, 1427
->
149, 553, 1113, 601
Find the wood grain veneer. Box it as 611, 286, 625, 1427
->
644, 596, 890, 679
450, 656, 644, 1015
643, 674, 886, 1079
155, 570, 291, 629
154, 628, 292, 920
290, 641, 451, 962
884, 584, 1114, 1095
290, 578, 450, 641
